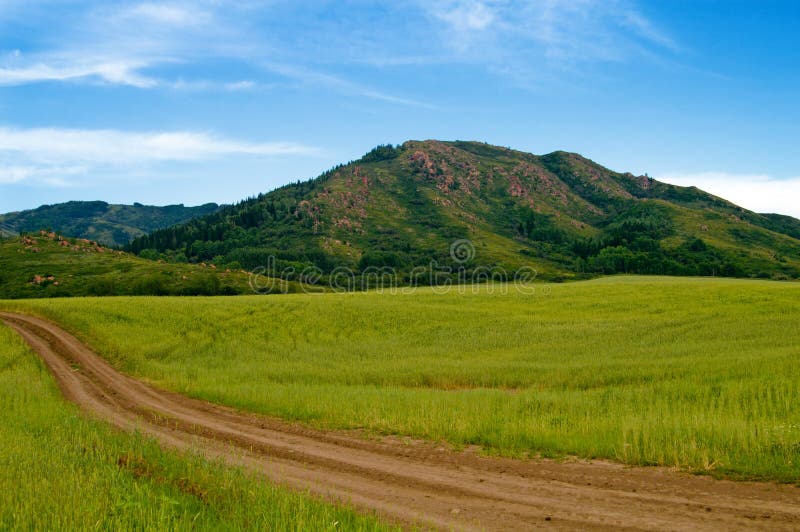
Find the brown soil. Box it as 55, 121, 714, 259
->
2, 311, 799, 531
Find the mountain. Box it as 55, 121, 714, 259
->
128, 140, 800, 281
0, 201, 221, 247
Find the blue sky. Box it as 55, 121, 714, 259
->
1, 0, 798, 217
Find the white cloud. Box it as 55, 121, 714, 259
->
125, 3, 206, 26
0, 127, 316, 163
0, 57, 259, 91
0, 126, 318, 187
0, 167, 42, 184
0, 59, 157, 88
658, 172, 800, 219
224, 80, 256, 91
0, 166, 88, 186
430, 1, 495, 32
162, 78, 261, 91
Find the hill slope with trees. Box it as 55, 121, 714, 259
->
128, 141, 800, 279
0, 232, 313, 298
128, 140, 800, 282
0, 201, 221, 247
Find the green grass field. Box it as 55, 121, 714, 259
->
3, 276, 800, 483
0, 323, 392, 530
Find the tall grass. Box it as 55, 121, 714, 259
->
4, 276, 800, 482
0, 324, 393, 530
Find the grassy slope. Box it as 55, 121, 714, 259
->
0, 234, 309, 298
3, 276, 800, 482
657, 200, 800, 272
0, 323, 392, 530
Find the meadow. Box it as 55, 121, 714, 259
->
3, 276, 800, 483
0, 322, 392, 530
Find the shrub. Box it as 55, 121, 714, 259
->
180, 273, 220, 296
86, 277, 117, 296
131, 274, 170, 296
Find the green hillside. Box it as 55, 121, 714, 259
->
128, 140, 800, 281
0, 225, 15, 239
0, 201, 221, 247
0, 232, 306, 299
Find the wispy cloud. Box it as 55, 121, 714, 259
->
620, 9, 678, 52
429, 1, 495, 33
261, 62, 435, 108
0, 57, 157, 88
658, 172, 800, 219
123, 2, 208, 26
0, 126, 316, 162
0, 126, 317, 186
0, 1, 677, 98
416, 0, 677, 82
0, 165, 88, 186
224, 80, 256, 91
0, 1, 230, 89
0, 0, 430, 106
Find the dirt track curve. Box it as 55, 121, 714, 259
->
3, 311, 800, 531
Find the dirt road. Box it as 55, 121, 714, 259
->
2, 311, 799, 530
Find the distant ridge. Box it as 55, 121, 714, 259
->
0, 201, 221, 247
